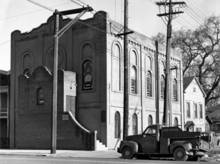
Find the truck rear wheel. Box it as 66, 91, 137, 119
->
173, 147, 188, 161
122, 147, 133, 159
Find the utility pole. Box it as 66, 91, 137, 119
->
123, 0, 129, 140
52, 9, 59, 154
155, 41, 160, 124
156, 0, 185, 126
28, 0, 92, 154
116, 0, 133, 139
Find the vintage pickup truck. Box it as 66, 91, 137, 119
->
117, 124, 210, 161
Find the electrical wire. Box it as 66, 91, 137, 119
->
0, 40, 10, 46
0, 2, 72, 21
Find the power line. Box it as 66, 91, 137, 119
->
192, 0, 213, 16
0, 2, 72, 21
185, 0, 209, 19
183, 6, 204, 25
0, 40, 10, 46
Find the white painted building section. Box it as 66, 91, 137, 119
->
183, 77, 206, 132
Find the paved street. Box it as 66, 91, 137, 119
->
0, 155, 202, 164
1, 148, 220, 163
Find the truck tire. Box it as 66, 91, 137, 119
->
122, 147, 133, 159
173, 147, 188, 161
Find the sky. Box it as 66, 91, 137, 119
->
0, 0, 220, 71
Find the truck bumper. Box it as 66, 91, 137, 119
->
194, 151, 205, 157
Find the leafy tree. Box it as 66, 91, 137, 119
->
151, 32, 166, 45
152, 15, 220, 106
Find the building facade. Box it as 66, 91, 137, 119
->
10, 11, 183, 149
183, 76, 206, 132
0, 70, 10, 148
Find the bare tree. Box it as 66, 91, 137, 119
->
172, 15, 220, 106
152, 15, 220, 106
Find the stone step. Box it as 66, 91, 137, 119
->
96, 140, 108, 151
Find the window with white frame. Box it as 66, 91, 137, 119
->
130, 50, 138, 94
187, 102, 190, 118
112, 43, 122, 91
194, 103, 198, 118
146, 71, 152, 97
148, 115, 153, 126
173, 79, 178, 101
115, 112, 121, 138
199, 104, 203, 118
132, 113, 138, 135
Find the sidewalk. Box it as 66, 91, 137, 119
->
0, 149, 121, 159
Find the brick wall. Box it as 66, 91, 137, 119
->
17, 66, 87, 150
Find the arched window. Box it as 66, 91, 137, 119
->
161, 75, 165, 99
146, 71, 152, 97
131, 66, 137, 94
148, 115, 153, 126
173, 79, 178, 101
132, 113, 138, 135
82, 60, 93, 90
146, 56, 152, 70
130, 50, 138, 94
115, 112, 121, 138
174, 117, 178, 127
37, 88, 44, 105
112, 44, 121, 91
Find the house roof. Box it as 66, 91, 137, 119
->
183, 76, 206, 97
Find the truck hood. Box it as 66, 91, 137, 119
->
126, 135, 142, 143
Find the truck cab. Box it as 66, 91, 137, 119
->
118, 124, 210, 161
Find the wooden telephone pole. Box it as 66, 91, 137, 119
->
156, 0, 185, 126
116, 0, 133, 139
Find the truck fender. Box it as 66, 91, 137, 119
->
170, 141, 192, 154
120, 140, 138, 154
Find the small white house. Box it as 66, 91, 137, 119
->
183, 76, 206, 132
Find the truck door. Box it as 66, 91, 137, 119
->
140, 126, 158, 153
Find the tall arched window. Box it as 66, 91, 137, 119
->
131, 66, 137, 94
132, 113, 138, 135
174, 117, 178, 127
115, 112, 121, 138
82, 60, 93, 90
148, 115, 153, 126
37, 88, 44, 105
161, 75, 165, 99
146, 71, 152, 97
146, 56, 152, 70
130, 50, 138, 94
173, 79, 178, 101
112, 44, 121, 91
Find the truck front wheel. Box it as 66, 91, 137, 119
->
173, 147, 188, 161
122, 147, 134, 159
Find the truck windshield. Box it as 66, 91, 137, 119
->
144, 127, 156, 134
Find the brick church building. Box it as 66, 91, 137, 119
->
10, 11, 183, 149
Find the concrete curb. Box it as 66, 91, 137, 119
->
0, 149, 121, 159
